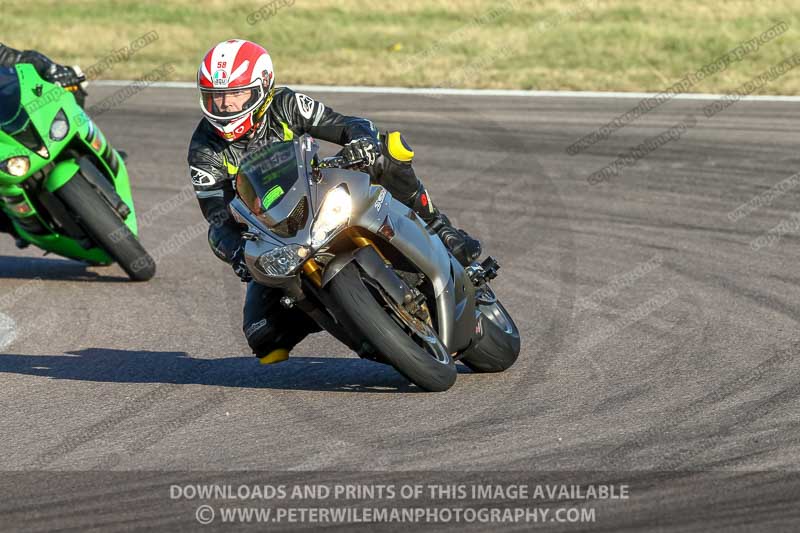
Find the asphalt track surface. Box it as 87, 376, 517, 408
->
1, 86, 799, 531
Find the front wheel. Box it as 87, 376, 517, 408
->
56, 175, 155, 281
328, 263, 457, 392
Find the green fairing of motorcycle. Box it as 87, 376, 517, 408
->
0, 64, 155, 281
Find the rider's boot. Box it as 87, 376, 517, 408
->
408, 183, 482, 267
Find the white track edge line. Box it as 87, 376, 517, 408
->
0, 312, 17, 351
89, 80, 800, 102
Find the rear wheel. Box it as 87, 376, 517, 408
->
459, 287, 520, 373
56, 175, 155, 281
329, 263, 457, 392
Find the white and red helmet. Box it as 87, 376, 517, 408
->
197, 39, 275, 141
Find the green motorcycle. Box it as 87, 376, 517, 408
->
0, 64, 155, 281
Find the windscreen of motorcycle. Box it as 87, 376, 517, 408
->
0, 67, 30, 136
236, 140, 301, 223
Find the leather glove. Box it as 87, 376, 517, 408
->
44, 64, 84, 88
231, 245, 252, 282
45, 64, 87, 107
342, 137, 380, 167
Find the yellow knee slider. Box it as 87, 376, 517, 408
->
259, 348, 290, 365
386, 131, 414, 163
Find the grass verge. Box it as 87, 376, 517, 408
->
4, 0, 800, 94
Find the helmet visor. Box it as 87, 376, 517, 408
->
200, 85, 263, 121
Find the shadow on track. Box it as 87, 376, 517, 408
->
0, 256, 127, 282
0, 347, 449, 393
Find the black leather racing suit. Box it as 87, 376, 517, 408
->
0, 44, 59, 78
188, 87, 469, 358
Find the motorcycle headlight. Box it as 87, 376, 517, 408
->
312, 186, 352, 247
257, 244, 309, 277
49, 109, 69, 141
0, 156, 30, 177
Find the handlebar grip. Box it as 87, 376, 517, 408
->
316, 155, 369, 170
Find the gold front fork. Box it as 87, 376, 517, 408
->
302, 232, 388, 288
303, 260, 323, 287
351, 234, 389, 262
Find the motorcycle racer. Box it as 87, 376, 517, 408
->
188, 39, 481, 364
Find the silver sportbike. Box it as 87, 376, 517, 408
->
229, 135, 520, 392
